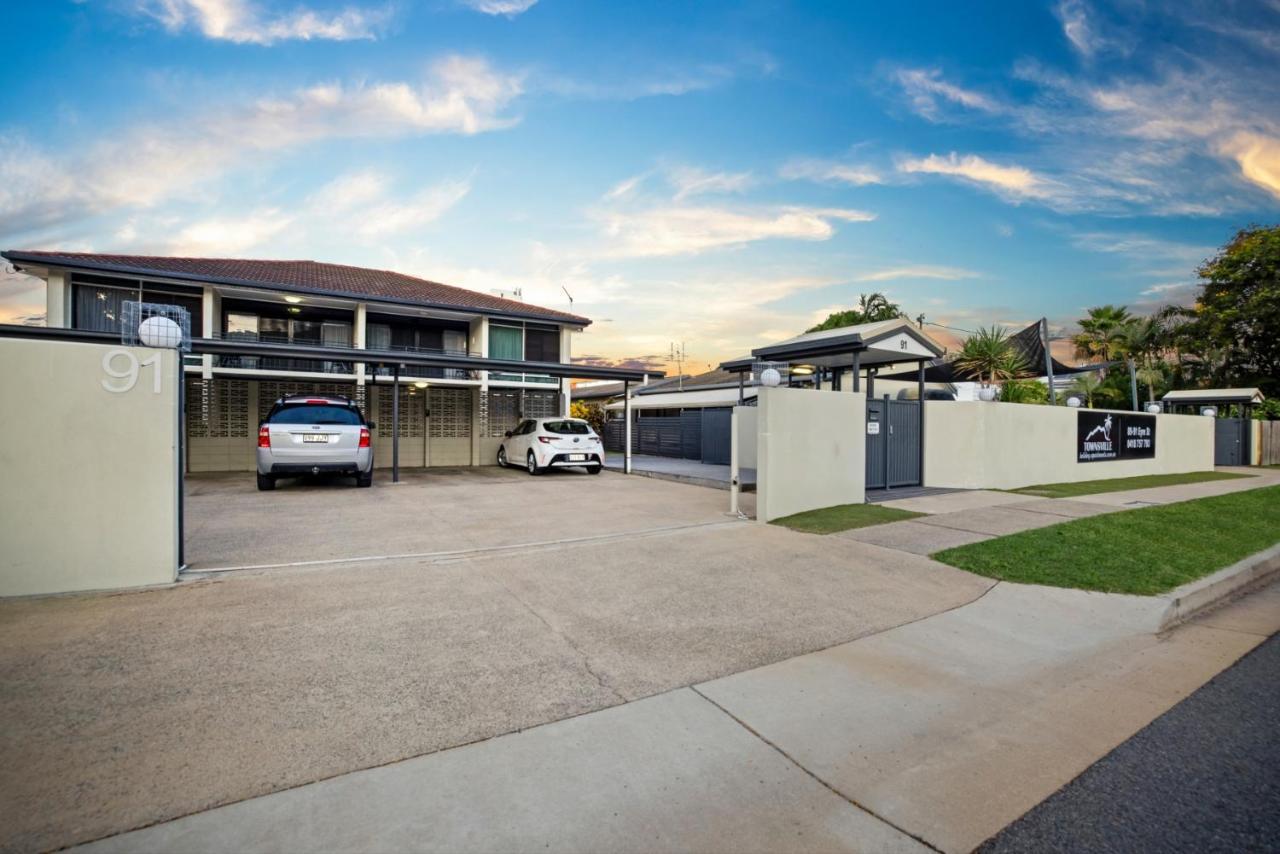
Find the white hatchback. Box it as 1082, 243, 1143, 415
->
498, 417, 604, 475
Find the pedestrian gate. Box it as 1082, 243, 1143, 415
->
1213, 417, 1250, 466
866, 398, 922, 489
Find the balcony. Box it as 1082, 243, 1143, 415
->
212, 333, 356, 375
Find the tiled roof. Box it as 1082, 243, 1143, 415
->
2, 250, 590, 326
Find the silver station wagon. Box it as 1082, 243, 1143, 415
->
256, 395, 374, 490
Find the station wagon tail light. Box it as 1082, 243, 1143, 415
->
359, 427, 371, 448
258, 426, 271, 448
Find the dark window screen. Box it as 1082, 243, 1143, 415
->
524, 328, 560, 362
543, 420, 591, 435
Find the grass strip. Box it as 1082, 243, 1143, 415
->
771, 503, 924, 534
933, 485, 1280, 595
1011, 471, 1250, 499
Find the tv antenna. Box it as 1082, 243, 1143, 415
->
668, 341, 688, 390
491, 287, 523, 301
562, 286, 573, 310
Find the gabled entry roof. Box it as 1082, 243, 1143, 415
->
719, 318, 945, 372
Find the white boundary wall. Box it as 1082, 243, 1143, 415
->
1, 338, 180, 596
924, 402, 1214, 491
756, 387, 865, 522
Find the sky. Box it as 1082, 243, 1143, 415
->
1, 0, 1278, 374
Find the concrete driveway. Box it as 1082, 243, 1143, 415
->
0, 471, 990, 852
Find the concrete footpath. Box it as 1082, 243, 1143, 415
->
80, 577, 1280, 854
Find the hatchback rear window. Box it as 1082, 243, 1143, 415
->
543, 420, 591, 435
269, 405, 362, 425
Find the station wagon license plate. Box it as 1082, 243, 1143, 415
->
303, 434, 329, 443
568, 453, 586, 461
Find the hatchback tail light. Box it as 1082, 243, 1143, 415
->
359, 427, 371, 448
538, 436, 553, 444
258, 426, 271, 448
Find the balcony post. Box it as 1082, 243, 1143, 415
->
354, 302, 367, 386
201, 286, 217, 379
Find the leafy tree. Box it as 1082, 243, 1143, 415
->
1191, 225, 1280, 396
952, 326, 1030, 386
807, 292, 903, 332
1069, 372, 1103, 408
999, 379, 1049, 404
1072, 304, 1134, 364
570, 400, 605, 435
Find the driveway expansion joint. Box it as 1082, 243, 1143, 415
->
688, 685, 945, 853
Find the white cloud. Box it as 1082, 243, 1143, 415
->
1055, 0, 1099, 57
603, 174, 645, 200
597, 205, 875, 257
460, 0, 537, 16
854, 266, 978, 282
0, 56, 521, 234
894, 68, 1000, 120
355, 179, 471, 237
898, 152, 1055, 201
137, 0, 392, 45
1218, 132, 1280, 199
779, 158, 881, 186
168, 208, 294, 255
667, 166, 753, 200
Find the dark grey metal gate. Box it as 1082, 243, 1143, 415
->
1214, 417, 1249, 466
866, 398, 922, 489
701, 407, 732, 465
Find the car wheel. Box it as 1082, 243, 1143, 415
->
526, 451, 541, 476
587, 464, 602, 475
356, 470, 373, 488
256, 473, 276, 491
497, 446, 508, 467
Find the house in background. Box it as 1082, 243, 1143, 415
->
3, 250, 591, 472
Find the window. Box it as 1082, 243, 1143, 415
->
268, 404, 363, 425
72, 280, 202, 334
489, 324, 523, 361
524, 325, 560, 362
543, 420, 591, 435
517, 419, 537, 435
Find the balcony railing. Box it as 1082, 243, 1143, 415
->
213, 333, 356, 374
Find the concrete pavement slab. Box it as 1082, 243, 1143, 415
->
1081, 469, 1277, 508
837, 520, 995, 555
697, 581, 1270, 853
77, 690, 930, 854
915, 505, 1067, 537
0, 521, 988, 852
876, 489, 1031, 515
1006, 498, 1124, 518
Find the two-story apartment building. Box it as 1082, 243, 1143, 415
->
2, 251, 591, 473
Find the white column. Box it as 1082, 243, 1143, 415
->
45, 271, 68, 327
200, 286, 217, 379
560, 325, 574, 417
471, 317, 489, 389
354, 302, 367, 386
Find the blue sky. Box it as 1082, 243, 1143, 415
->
1, 0, 1278, 371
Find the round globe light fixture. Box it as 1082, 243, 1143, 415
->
1201, 406, 1218, 417
1146, 403, 1162, 414
1066, 395, 1082, 408
138, 316, 183, 349
760, 367, 782, 387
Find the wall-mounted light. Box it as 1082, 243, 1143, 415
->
287, 307, 301, 314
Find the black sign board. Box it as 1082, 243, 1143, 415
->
1077, 411, 1156, 463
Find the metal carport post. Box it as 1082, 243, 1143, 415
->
623, 380, 632, 474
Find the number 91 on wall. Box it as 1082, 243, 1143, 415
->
101, 349, 164, 394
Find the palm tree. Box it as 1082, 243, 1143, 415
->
1072, 305, 1134, 364
806, 292, 904, 332
1136, 365, 1164, 404
1114, 317, 1161, 409
953, 326, 1030, 387
1070, 372, 1103, 408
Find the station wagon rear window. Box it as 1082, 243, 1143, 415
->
543, 420, 591, 435
269, 405, 362, 425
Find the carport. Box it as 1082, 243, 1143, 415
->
0, 324, 661, 579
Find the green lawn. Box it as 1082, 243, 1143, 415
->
1010, 471, 1251, 499
771, 503, 924, 534
933, 485, 1280, 595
